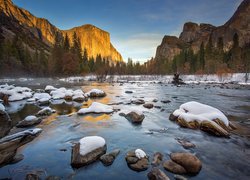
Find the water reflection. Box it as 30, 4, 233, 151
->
83, 114, 111, 122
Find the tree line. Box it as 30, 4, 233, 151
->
0, 31, 249, 76
145, 33, 250, 75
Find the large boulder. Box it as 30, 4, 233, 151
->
163, 152, 202, 175
17, 116, 42, 128
0, 128, 42, 166
169, 101, 232, 137
71, 136, 106, 168
125, 149, 149, 172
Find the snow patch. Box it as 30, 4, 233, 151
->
135, 149, 147, 159
0, 103, 5, 111
79, 136, 106, 156
24, 115, 37, 121
77, 102, 113, 115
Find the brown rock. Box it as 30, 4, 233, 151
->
200, 120, 229, 137
143, 103, 154, 109
170, 153, 202, 174
71, 143, 106, 168
125, 150, 149, 172
100, 149, 120, 166
163, 160, 187, 174
0, 110, 11, 138
177, 139, 196, 149
147, 168, 170, 180
124, 111, 145, 124
152, 152, 163, 166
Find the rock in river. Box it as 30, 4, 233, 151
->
121, 111, 145, 124
17, 115, 42, 128
71, 136, 106, 168
147, 168, 170, 180
0, 107, 12, 138
143, 103, 154, 109
163, 152, 202, 175
152, 152, 163, 166
169, 101, 231, 137
100, 149, 120, 166
0, 128, 42, 166
125, 149, 149, 171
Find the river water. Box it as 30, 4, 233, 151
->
0, 78, 249, 179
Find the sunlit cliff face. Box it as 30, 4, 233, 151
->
0, 0, 123, 62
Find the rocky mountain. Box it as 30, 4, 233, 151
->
0, 0, 122, 61
155, 0, 250, 61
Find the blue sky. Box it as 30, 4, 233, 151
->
13, 0, 243, 62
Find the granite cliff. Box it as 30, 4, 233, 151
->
155, 0, 250, 61
0, 0, 122, 61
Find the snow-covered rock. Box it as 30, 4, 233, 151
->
36, 107, 56, 116
86, 89, 106, 97
172, 101, 229, 126
17, 115, 42, 127
135, 149, 147, 159
77, 102, 113, 115
45, 85, 57, 92
0, 103, 5, 111
170, 101, 231, 137
38, 97, 50, 105
71, 136, 107, 168
79, 136, 106, 156
33, 93, 51, 101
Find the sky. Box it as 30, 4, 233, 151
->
13, 0, 243, 63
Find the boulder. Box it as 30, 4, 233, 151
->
131, 99, 145, 105
17, 116, 42, 128
170, 152, 202, 174
123, 111, 145, 124
163, 160, 187, 174
125, 149, 149, 172
36, 107, 55, 117
0, 128, 42, 166
143, 103, 154, 109
71, 136, 106, 168
86, 89, 106, 98
100, 149, 120, 166
147, 168, 170, 180
0, 109, 12, 138
152, 152, 163, 166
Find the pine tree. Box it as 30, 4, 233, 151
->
63, 33, 70, 52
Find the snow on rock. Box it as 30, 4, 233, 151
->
0, 103, 5, 111
173, 101, 229, 126
24, 115, 37, 121
0, 128, 42, 143
79, 136, 106, 156
86, 89, 106, 97
170, 101, 231, 137
45, 85, 57, 91
135, 149, 147, 159
33, 93, 51, 101
37, 107, 56, 116
77, 102, 113, 115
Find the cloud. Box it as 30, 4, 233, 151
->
112, 33, 164, 62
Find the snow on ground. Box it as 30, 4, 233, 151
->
0, 103, 5, 111
79, 136, 106, 156
135, 149, 147, 159
173, 101, 229, 126
78, 102, 113, 115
